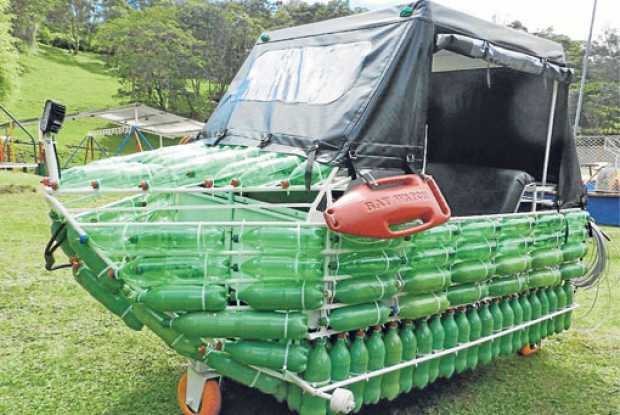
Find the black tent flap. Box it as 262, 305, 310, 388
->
201, 0, 584, 207
436, 34, 573, 83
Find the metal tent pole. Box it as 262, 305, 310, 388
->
574, 0, 598, 136
534, 80, 559, 212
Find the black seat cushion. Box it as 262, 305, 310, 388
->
426, 163, 534, 216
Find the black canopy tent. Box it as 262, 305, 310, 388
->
201, 0, 584, 208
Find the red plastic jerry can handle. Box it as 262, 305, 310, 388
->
324, 174, 451, 239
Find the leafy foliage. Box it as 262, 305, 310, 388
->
536, 27, 619, 134
0, 0, 18, 102
95, 0, 360, 118
4, 0, 619, 132
95, 6, 194, 111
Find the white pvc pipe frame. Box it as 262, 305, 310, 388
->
45, 166, 582, 404
256, 304, 577, 404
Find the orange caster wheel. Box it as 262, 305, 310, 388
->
519, 343, 540, 357
177, 373, 222, 415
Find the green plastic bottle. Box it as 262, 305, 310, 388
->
236, 225, 325, 253
538, 289, 550, 339
131, 304, 198, 358
165, 147, 261, 184
74, 267, 143, 331
535, 213, 565, 233
510, 296, 524, 352
334, 251, 403, 277
381, 322, 403, 401
560, 262, 587, 280
400, 266, 451, 295
500, 299, 515, 356
171, 310, 308, 340
519, 294, 532, 347
364, 326, 386, 405
455, 309, 471, 374
119, 255, 230, 287
327, 334, 351, 415
529, 290, 542, 344
495, 237, 530, 257
137, 284, 228, 313
561, 242, 588, 262
478, 302, 494, 365
451, 260, 492, 284
429, 315, 445, 383
410, 223, 456, 248
453, 239, 495, 262
123, 224, 226, 255
282, 161, 332, 187
495, 255, 531, 276
554, 285, 567, 334
408, 246, 452, 268
325, 302, 391, 332
447, 283, 488, 307
459, 219, 496, 240
466, 306, 481, 370
528, 269, 562, 289
399, 293, 450, 320
399, 321, 416, 394
348, 330, 369, 413
564, 282, 574, 330
235, 155, 302, 187
211, 152, 278, 186
490, 300, 503, 359
60, 161, 154, 189
546, 287, 558, 335
531, 247, 564, 269
499, 216, 534, 238
300, 338, 331, 415
206, 351, 288, 400
440, 311, 458, 379
334, 275, 399, 305
413, 319, 432, 390
237, 282, 324, 311
240, 256, 323, 280
224, 340, 309, 373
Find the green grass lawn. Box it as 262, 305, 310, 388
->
0, 45, 179, 167
0, 170, 618, 414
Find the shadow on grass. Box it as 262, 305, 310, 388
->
99, 345, 610, 415
35, 45, 115, 77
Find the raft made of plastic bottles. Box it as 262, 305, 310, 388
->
44, 143, 593, 415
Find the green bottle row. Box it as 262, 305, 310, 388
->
83, 211, 588, 263
59, 143, 332, 189
283, 284, 574, 415
153, 284, 574, 414
99, 238, 586, 288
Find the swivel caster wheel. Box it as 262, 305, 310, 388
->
177, 373, 222, 415
519, 343, 540, 357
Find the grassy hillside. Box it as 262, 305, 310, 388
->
0, 171, 618, 414
0, 45, 176, 166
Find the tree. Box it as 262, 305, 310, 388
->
590, 28, 619, 83
97, 0, 133, 22
9, 0, 51, 48
177, 1, 262, 106
96, 6, 195, 111
534, 26, 619, 134
508, 20, 528, 32
0, 0, 18, 101
46, 0, 97, 54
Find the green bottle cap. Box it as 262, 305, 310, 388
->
260, 33, 270, 42
400, 5, 414, 17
